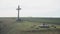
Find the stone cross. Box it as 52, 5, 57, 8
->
16, 5, 21, 21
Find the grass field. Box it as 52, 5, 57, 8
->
0, 17, 60, 34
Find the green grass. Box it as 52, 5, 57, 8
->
5, 21, 60, 34
0, 17, 60, 34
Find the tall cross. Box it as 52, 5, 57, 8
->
16, 5, 21, 21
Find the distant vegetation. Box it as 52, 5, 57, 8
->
0, 17, 60, 24
20, 17, 60, 25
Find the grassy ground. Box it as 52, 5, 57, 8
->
0, 17, 60, 34
6, 21, 60, 34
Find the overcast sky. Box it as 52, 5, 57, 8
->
0, 0, 60, 17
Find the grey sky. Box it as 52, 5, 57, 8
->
0, 0, 60, 17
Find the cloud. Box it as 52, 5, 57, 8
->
0, 0, 60, 17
